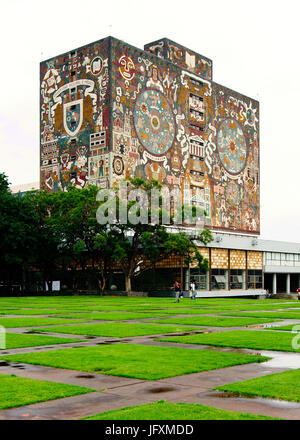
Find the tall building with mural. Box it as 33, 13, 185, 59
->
40, 36, 260, 237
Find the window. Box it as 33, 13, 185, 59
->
190, 124, 204, 132
247, 270, 262, 289
190, 78, 204, 88
230, 269, 243, 289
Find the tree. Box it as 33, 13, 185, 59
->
0, 174, 40, 293
165, 230, 213, 288
47, 185, 108, 290
98, 177, 213, 292
20, 189, 64, 292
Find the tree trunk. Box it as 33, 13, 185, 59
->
125, 275, 132, 293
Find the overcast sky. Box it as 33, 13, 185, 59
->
1, 0, 299, 243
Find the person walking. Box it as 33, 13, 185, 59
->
193, 279, 198, 300
174, 280, 181, 303
190, 279, 197, 300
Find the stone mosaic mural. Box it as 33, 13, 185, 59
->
40, 37, 260, 234
40, 38, 110, 192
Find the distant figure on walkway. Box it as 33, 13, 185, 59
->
265, 289, 270, 299
174, 280, 181, 303
190, 279, 197, 300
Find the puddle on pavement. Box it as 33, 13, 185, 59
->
75, 374, 95, 379
259, 351, 300, 369
97, 340, 122, 345
0, 361, 9, 367
148, 386, 176, 393
208, 391, 300, 409
11, 364, 26, 369
165, 331, 203, 337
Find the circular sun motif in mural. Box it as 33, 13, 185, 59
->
217, 118, 248, 175
118, 55, 135, 81
133, 89, 176, 156
113, 156, 124, 175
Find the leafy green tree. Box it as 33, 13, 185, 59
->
47, 185, 111, 290
99, 177, 213, 292
0, 174, 40, 292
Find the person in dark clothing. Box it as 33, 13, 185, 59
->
174, 280, 181, 303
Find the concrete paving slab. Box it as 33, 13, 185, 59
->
0, 391, 130, 420
191, 390, 300, 420
0, 363, 145, 389
160, 363, 289, 388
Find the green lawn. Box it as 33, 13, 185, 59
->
265, 324, 300, 332
1, 333, 84, 349
53, 308, 229, 319
82, 400, 279, 420
30, 322, 200, 337
51, 311, 172, 321
225, 311, 300, 319
157, 329, 300, 352
0, 317, 90, 328
215, 369, 300, 402
216, 304, 300, 312
0, 309, 66, 316
2, 344, 269, 380
0, 373, 93, 409
145, 316, 280, 327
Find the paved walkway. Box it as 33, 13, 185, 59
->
1, 330, 300, 420
1, 306, 300, 420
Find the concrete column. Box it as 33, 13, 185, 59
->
185, 269, 189, 291
242, 270, 246, 290
224, 270, 229, 290
273, 273, 277, 295
209, 248, 212, 291
228, 249, 231, 291
206, 271, 210, 290
286, 274, 290, 294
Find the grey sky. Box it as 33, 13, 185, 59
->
1, 0, 299, 242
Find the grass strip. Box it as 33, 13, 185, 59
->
157, 329, 300, 352
50, 312, 173, 321
145, 316, 280, 327
82, 400, 279, 420
0, 373, 93, 409
2, 344, 269, 380
215, 369, 300, 402
0, 309, 66, 316
0, 317, 90, 328
224, 311, 300, 319
265, 324, 300, 332
30, 322, 200, 337
1, 333, 84, 350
